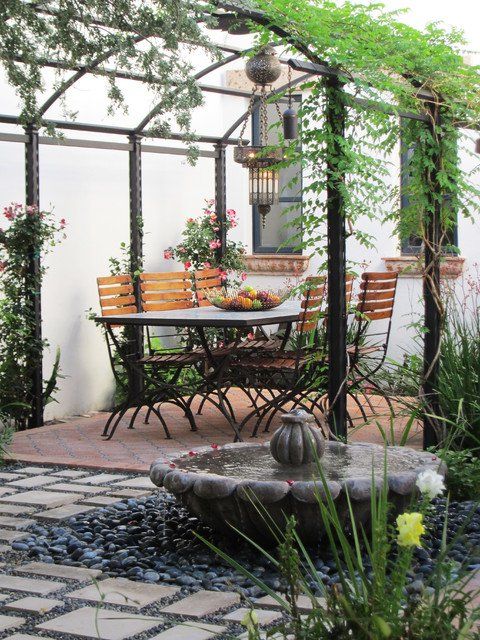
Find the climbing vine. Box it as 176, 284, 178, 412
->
232, 0, 480, 423
0, 204, 66, 430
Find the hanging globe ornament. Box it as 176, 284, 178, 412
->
245, 45, 282, 86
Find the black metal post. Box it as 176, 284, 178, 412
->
128, 133, 144, 393
423, 104, 442, 449
214, 143, 227, 263
325, 78, 348, 439
25, 124, 44, 429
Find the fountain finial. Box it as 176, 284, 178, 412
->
270, 409, 326, 466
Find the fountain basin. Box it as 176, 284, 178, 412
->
150, 441, 446, 545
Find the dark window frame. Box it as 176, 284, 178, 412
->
400, 127, 458, 256
252, 95, 302, 255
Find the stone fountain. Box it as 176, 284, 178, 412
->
150, 410, 446, 544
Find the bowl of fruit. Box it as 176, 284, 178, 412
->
206, 286, 290, 311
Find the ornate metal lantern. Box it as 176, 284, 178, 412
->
234, 46, 284, 227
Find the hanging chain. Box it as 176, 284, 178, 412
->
260, 87, 269, 146
238, 85, 258, 146
288, 65, 293, 109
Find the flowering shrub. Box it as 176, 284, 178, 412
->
164, 199, 246, 284
202, 466, 480, 639
0, 203, 66, 430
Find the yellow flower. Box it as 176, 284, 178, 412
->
396, 512, 425, 547
241, 610, 259, 631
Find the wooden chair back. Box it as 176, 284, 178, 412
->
97, 275, 137, 316
139, 271, 194, 312
296, 276, 327, 335
194, 268, 223, 307
356, 272, 398, 321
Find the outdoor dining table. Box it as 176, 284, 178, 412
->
95, 301, 302, 441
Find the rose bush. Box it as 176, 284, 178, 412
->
164, 199, 246, 285
0, 203, 66, 429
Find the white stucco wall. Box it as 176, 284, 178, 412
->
0, 4, 479, 419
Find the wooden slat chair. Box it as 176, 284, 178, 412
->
194, 267, 223, 307
347, 271, 398, 410
231, 276, 328, 436
139, 271, 200, 364
97, 274, 200, 440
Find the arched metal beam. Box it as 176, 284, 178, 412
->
220, 72, 312, 142
38, 34, 147, 116
134, 49, 251, 133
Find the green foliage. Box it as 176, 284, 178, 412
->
0, 0, 217, 150
435, 449, 480, 502
247, 0, 480, 281
0, 203, 65, 429
164, 201, 247, 283
199, 465, 479, 639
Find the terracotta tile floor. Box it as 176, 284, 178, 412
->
8, 390, 422, 472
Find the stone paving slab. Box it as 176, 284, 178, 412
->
223, 607, 282, 626
0, 615, 25, 633
0, 488, 18, 497
0, 575, 65, 595
47, 482, 106, 495
0, 528, 29, 543
113, 477, 156, 490
36, 504, 94, 520
80, 496, 122, 506
50, 470, 89, 478
6, 476, 57, 489
37, 606, 162, 640
68, 577, 180, 609
109, 489, 153, 498
150, 622, 227, 640
18, 467, 51, 475
0, 505, 36, 516
73, 473, 128, 485
0, 516, 36, 530
0, 473, 25, 481
5, 596, 64, 614
161, 590, 240, 618
0, 544, 11, 553
5, 635, 55, 640
0, 491, 82, 508
254, 594, 321, 612
16, 561, 102, 581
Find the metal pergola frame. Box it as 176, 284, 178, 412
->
0, 2, 470, 446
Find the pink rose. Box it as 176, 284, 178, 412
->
241, 272, 247, 281
220, 270, 228, 281
178, 246, 186, 253
204, 262, 211, 268
227, 209, 236, 218
206, 199, 215, 207
187, 217, 194, 223
163, 249, 173, 260
213, 227, 220, 232
209, 239, 221, 249
247, 332, 254, 340
184, 261, 192, 269
60, 218, 66, 228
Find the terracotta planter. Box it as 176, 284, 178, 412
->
382, 255, 465, 279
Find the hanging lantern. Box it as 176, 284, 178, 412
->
283, 66, 298, 140
234, 46, 284, 228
